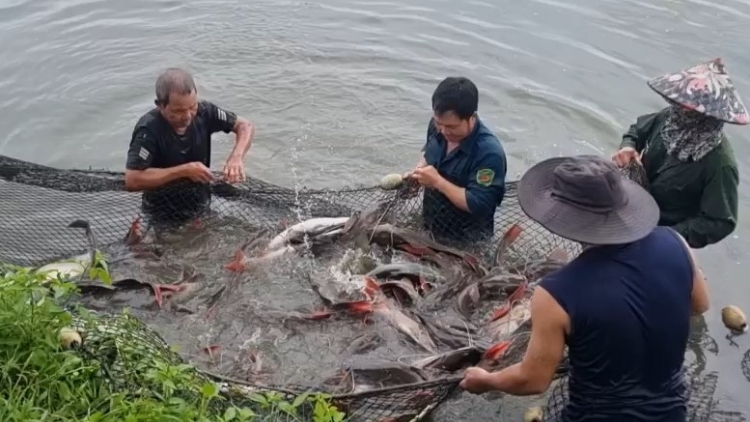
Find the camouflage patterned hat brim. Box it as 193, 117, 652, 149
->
647, 58, 750, 125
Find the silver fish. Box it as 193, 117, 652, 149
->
379, 278, 421, 306
366, 262, 445, 285
358, 295, 438, 354
266, 217, 350, 251
35, 220, 99, 282
481, 298, 532, 343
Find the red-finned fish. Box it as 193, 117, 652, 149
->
482, 298, 532, 344
492, 223, 523, 267
489, 281, 528, 322
225, 244, 299, 272
482, 340, 512, 362
347, 281, 438, 354
124, 216, 143, 246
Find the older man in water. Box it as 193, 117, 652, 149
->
460, 155, 710, 421
612, 58, 748, 249
402, 76, 508, 245
125, 68, 255, 227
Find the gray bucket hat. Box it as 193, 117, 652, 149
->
517, 155, 659, 245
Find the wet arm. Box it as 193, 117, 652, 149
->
482, 287, 568, 395
205, 101, 255, 161
672, 229, 710, 314
124, 129, 186, 191
619, 112, 660, 153
670, 165, 738, 249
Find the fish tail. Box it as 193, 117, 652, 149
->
507, 281, 527, 304
483, 341, 511, 361
493, 223, 523, 266
124, 216, 142, 245
305, 309, 333, 320
363, 276, 381, 298
224, 249, 247, 272
490, 304, 510, 322
347, 300, 374, 315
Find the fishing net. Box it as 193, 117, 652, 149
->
0, 154, 581, 268
543, 370, 747, 422
66, 306, 463, 422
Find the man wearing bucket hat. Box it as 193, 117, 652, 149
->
612, 58, 748, 249
460, 155, 710, 421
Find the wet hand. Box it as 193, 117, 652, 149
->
223, 157, 246, 184
459, 367, 493, 394
611, 147, 640, 168
411, 165, 442, 189
183, 162, 214, 184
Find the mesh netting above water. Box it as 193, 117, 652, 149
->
0, 154, 581, 267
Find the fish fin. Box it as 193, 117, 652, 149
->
400, 244, 434, 256
490, 304, 510, 322
306, 309, 333, 320
149, 283, 164, 308
363, 276, 381, 298
483, 341, 511, 361
67, 220, 91, 230
493, 223, 523, 266
347, 300, 374, 315
549, 247, 569, 263
224, 249, 247, 272
506, 281, 528, 304
124, 217, 142, 245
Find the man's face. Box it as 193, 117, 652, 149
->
432, 111, 475, 143
159, 90, 198, 135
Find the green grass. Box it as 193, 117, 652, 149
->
0, 262, 346, 422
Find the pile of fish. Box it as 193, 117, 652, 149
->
21, 202, 574, 421
215, 201, 572, 396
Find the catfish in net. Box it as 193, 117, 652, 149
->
123, 68, 255, 237
396, 76, 508, 247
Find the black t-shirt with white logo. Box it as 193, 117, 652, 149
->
126, 100, 237, 223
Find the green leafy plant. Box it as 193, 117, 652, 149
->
0, 263, 346, 421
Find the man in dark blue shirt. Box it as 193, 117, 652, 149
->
124, 68, 255, 227
404, 77, 508, 244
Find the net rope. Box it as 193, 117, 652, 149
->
3, 155, 746, 421
0, 154, 581, 268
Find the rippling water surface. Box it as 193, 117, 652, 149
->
2, 0, 750, 419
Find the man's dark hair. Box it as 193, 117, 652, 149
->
431, 77, 479, 120
155, 68, 197, 106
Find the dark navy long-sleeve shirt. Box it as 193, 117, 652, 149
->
420, 117, 507, 244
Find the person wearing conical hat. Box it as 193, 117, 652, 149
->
612, 58, 748, 249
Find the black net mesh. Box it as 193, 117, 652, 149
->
544, 370, 747, 422
0, 154, 580, 268
66, 306, 464, 421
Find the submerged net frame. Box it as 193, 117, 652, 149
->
0, 154, 581, 268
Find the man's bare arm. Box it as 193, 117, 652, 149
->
483, 287, 568, 395
227, 117, 255, 161
124, 166, 187, 192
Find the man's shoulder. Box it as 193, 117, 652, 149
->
474, 120, 505, 156
133, 108, 161, 133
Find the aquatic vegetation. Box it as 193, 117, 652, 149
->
0, 263, 345, 422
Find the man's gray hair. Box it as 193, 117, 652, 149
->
155, 68, 197, 106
